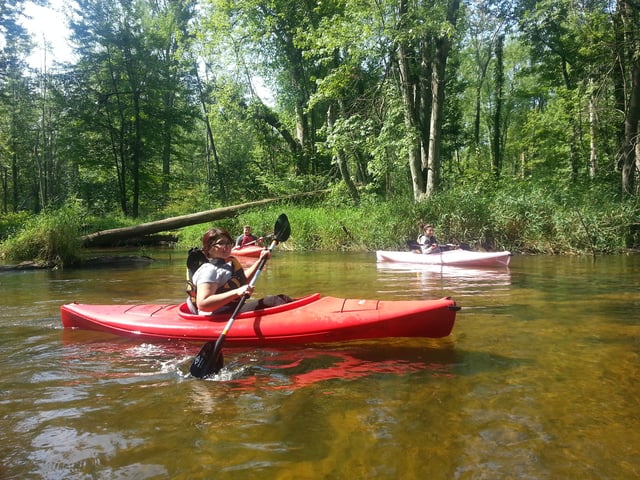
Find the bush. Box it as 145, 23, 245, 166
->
0, 212, 32, 241
2, 177, 637, 264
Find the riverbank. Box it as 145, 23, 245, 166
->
1, 182, 639, 268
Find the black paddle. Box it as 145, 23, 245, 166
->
189, 214, 291, 378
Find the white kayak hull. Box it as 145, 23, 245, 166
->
376, 249, 511, 267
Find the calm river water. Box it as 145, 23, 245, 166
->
1, 250, 638, 479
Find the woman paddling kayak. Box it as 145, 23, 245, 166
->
416, 223, 440, 254
188, 227, 291, 315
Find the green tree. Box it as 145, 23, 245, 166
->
68, 0, 200, 217
0, 0, 39, 213
515, 0, 638, 192
616, 0, 640, 194
387, 0, 462, 200
198, 0, 343, 177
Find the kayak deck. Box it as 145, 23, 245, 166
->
230, 245, 263, 257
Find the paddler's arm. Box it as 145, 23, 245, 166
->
195, 282, 254, 314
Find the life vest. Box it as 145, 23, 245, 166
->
239, 234, 256, 246
209, 257, 248, 294
418, 234, 436, 247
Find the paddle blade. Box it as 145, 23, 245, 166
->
190, 341, 224, 378
274, 213, 291, 243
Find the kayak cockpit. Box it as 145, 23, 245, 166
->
177, 293, 322, 321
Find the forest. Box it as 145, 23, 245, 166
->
1, 0, 639, 261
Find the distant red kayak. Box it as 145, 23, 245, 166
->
60, 294, 460, 345
230, 245, 263, 257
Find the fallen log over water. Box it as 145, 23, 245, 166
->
80, 192, 323, 248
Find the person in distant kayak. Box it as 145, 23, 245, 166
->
235, 225, 263, 247
417, 223, 440, 254
191, 227, 290, 315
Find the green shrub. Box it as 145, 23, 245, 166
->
0, 204, 84, 266
2, 176, 636, 264
0, 212, 32, 241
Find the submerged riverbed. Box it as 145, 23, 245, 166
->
1, 251, 638, 479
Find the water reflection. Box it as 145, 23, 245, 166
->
59, 328, 461, 391
210, 342, 460, 390
375, 261, 512, 301
376, 261, 511, 279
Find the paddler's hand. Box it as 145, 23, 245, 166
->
237, 284, 254, 298
258, 249, 271, 261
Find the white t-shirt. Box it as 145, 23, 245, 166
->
192, 261, 234, 289
190, 261, 238, 314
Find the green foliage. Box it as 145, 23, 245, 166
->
2, 0, 640, 232
0, 212, 33, 241
1, 177, 637, 267
407, 177, 639, 255
172, 175, 639, 255
242, 179, 638, 255
136, 172, 632, 256
253, 173, 329, 199
0, 203, 85, 266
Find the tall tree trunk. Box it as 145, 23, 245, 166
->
327, 103, 359, 203
294, 104, 308, 174
426, 47, 445, 197
622, 55, 640, 194
398, 69, 423, 196
287, 35, 311, 175
491, 34, 504, 178
11, 150, 18, 213
613, 5, 628, 151
419, 42, 433, 185
588, 78, 598, 178
399, 49, 423, 201
161, 90, 174, 208
619, 0, 640, 194
473, 45, 492, 154
194, 66, 226, 203
1, 166, 7, 213
426, 0, 460, 198
106, 47, 129, 216
131, 89, 142, 218
559, 55, 581, 181
396, 0, 423, 201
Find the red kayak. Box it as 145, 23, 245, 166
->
60, 294, 459, 346
230, 245, 263, 257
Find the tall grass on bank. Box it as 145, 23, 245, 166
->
2, 180, 638, 264
0, 205, 84, 267
176, 200, 424, 252
184, 180, 638, 255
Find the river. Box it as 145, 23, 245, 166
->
1, 250, 638, 479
